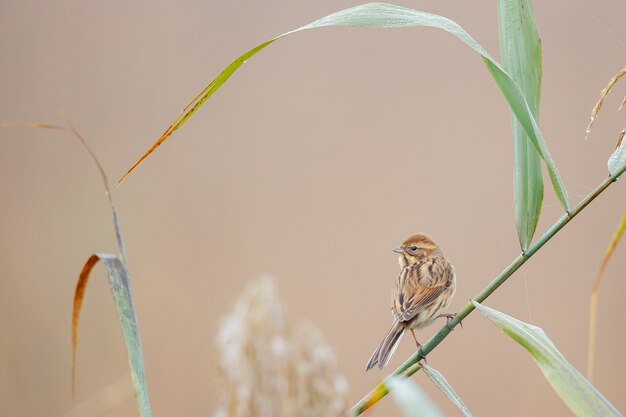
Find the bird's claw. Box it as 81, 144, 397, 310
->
446, 314, 455, 330
441, 312, 461, 330
446, 313, 463, 330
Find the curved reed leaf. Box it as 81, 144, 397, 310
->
118, 2, 570, 214
498, 0, 544, 250
473, 301, 621, 417
63, 120, 150, 416
72, 254, 151, 417
71, 254, 100, 394
1, 120, 150, 416
422, 364, 472, 417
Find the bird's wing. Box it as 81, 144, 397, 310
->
394, 259, 453, 323
398, 285, 448, 322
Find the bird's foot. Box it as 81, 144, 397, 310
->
438, 312, 461, 330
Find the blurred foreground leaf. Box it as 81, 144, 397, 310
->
473, 301, 621, 417
498, 0, 543, 250
588, 209, 626, 381
385, 376, 446, 417
422, 364, 472, 417
62, 374, 132, 417
118, 2, 570, 215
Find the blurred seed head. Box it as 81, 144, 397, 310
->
215, 277, 348, 417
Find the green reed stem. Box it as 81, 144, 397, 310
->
347, 163, 626, 416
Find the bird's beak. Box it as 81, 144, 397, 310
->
392, 246, 404, 254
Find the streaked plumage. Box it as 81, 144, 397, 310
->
366, 234, 456, 371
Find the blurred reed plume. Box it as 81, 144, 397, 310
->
214, 277, 348, 417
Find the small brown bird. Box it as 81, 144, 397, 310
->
366, 234, 457, 371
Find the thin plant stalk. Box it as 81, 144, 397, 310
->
587, 209, 626, 382
347, 163, 626, 416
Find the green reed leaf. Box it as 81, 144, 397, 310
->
473, 301, 621, 417
118, 2, 569, 215
72, 254, 151, 417
608, 130, 626, 175
498, 0, 544, 250
422, 364, 473, 417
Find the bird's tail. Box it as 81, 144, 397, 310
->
365, 320, 405, 371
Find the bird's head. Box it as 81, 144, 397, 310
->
393, 234, 441, 267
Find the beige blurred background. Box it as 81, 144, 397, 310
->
1, 1, 625, 416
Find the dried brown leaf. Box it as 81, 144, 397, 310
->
71, 254, 101, 395
586, 66, 626, 137
60, 115, 128, 263
587, 210, 626, 382
1, 116, 127, 263
117, 124, 174, 186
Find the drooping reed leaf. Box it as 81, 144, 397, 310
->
498, 0, 544, 250
118, 2, 570, 214
3, 119, 153, 417
72, 254, 151, 417
385, 376, 446, 417
422, 364, 473, 417
56, 119, 153, 417
588, 209, 626, 381
472, 301, 621, 417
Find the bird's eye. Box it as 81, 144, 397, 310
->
410, 246, 418, 251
